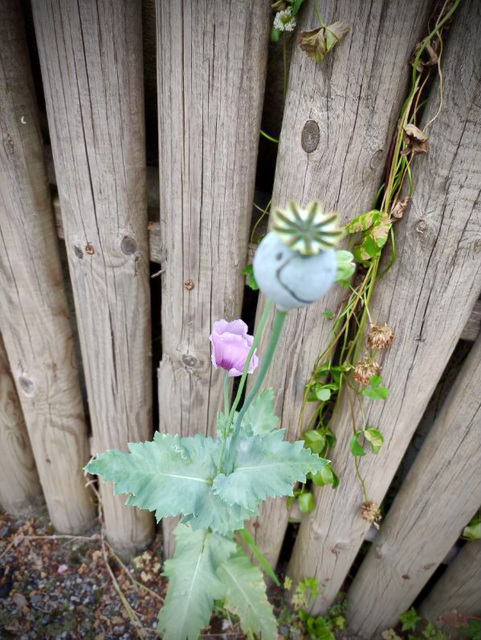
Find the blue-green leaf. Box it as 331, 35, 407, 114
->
217, 549, 278, 640
157, 524, 235, 640
87, 433, 255, 535
85, 433, 218, 520
212, 430, 326, 511
241, 388, 279, 436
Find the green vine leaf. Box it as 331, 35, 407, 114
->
298, 491, 314, 514
158, 525, 235, 640
462, 512, 481, 540
361, 376, 389, 400
334, 250, 355, 283
217, 549, 278, 640
349, 431, 366, 457
213, 430, 326, 511
241, 388, 279, 436
302, 430, 326, 455
311, 464, 339, 488
344, 210, 381, 234
362, 427, 384, 454
242, 264, 259, 291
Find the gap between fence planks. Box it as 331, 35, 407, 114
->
0, 0, 94, 532
0, 334, 41, 515
288, 0, 481, 614
245, 0, 433, 569
32, 0, 154, 552
420, 540, 481, 636
156, 0, 270, 557
347, 336, 481, 636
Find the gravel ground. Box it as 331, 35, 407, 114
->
0, 510, 244, 639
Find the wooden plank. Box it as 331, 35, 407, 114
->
288, 0, 481, 613
0, 334, 41, 515
156, 0, 270, 556
0, 0, 94, 532
32, 0, 154, 552
461, 298, 481, 342
346, 337, 481, 636
246, 0, 432, 569
420, 540, 481, 636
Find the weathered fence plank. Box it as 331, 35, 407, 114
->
347, 337, 481, 636
0, 0, 94, 532
32, 0, 154, 551
247, 0, 432, 568
420, 540, 481, 636
288, 0, 481, 613
156, 0, 270, 556
0, 334, 41, 515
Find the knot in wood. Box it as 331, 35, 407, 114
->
18, 375, 35, 396
415, 219, 428, 234
473, 238, 481, 252
73, 245, 83, 259
301, 120, 320, 153
184, 279, 194, 291
182, 354, 197, 368
121, 236, 137, 255
85, 243, 95, 255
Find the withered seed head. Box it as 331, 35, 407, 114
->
353, 359, 382, 386
360, 501, 382, 528
367, 324, 395, 350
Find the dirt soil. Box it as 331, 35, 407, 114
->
0, 510, 245, 639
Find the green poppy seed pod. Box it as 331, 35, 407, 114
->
253, 231, 337, 311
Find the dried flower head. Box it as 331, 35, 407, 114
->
300, 21, 350, 63
271, 0, 287, 10
391, 196, 410, 220
367, 324, 395, 350
273, 8, 296, 32
353, 359, 381, 386
360, 501, 382, 528
271, 200, 343, 255
401, 124, 428, 156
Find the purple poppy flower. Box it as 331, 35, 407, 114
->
209, 319, 258, 377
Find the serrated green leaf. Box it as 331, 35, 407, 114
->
363, 428, 384, 454
217, 549, 278, 640
399, 607, 421, 632
349, 432, 365, 457
241, 388, 279, 436
86, 433, 254, 535
85, 433, 217, 519
213, 430, 326, 511
157, 524, 235, 640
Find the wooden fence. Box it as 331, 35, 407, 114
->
0, 0, 480, 636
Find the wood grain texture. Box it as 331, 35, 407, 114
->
32, 0, 154, 551
0, 333, 41, 515
156, 0, 270, 556
288, 0, 481, 613
0, 0, 94, 532
420, 540, 481, 636
246, 0, 432, 568
347, 337, 481, 637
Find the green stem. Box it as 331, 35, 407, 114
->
218, 301, 273, 474
260, 130, 279, 144
313, 0, 324, 27
282, 34, 288, 102
225, 308, 287, 475
240, 529, 280, 586
223, 374, 230, 418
